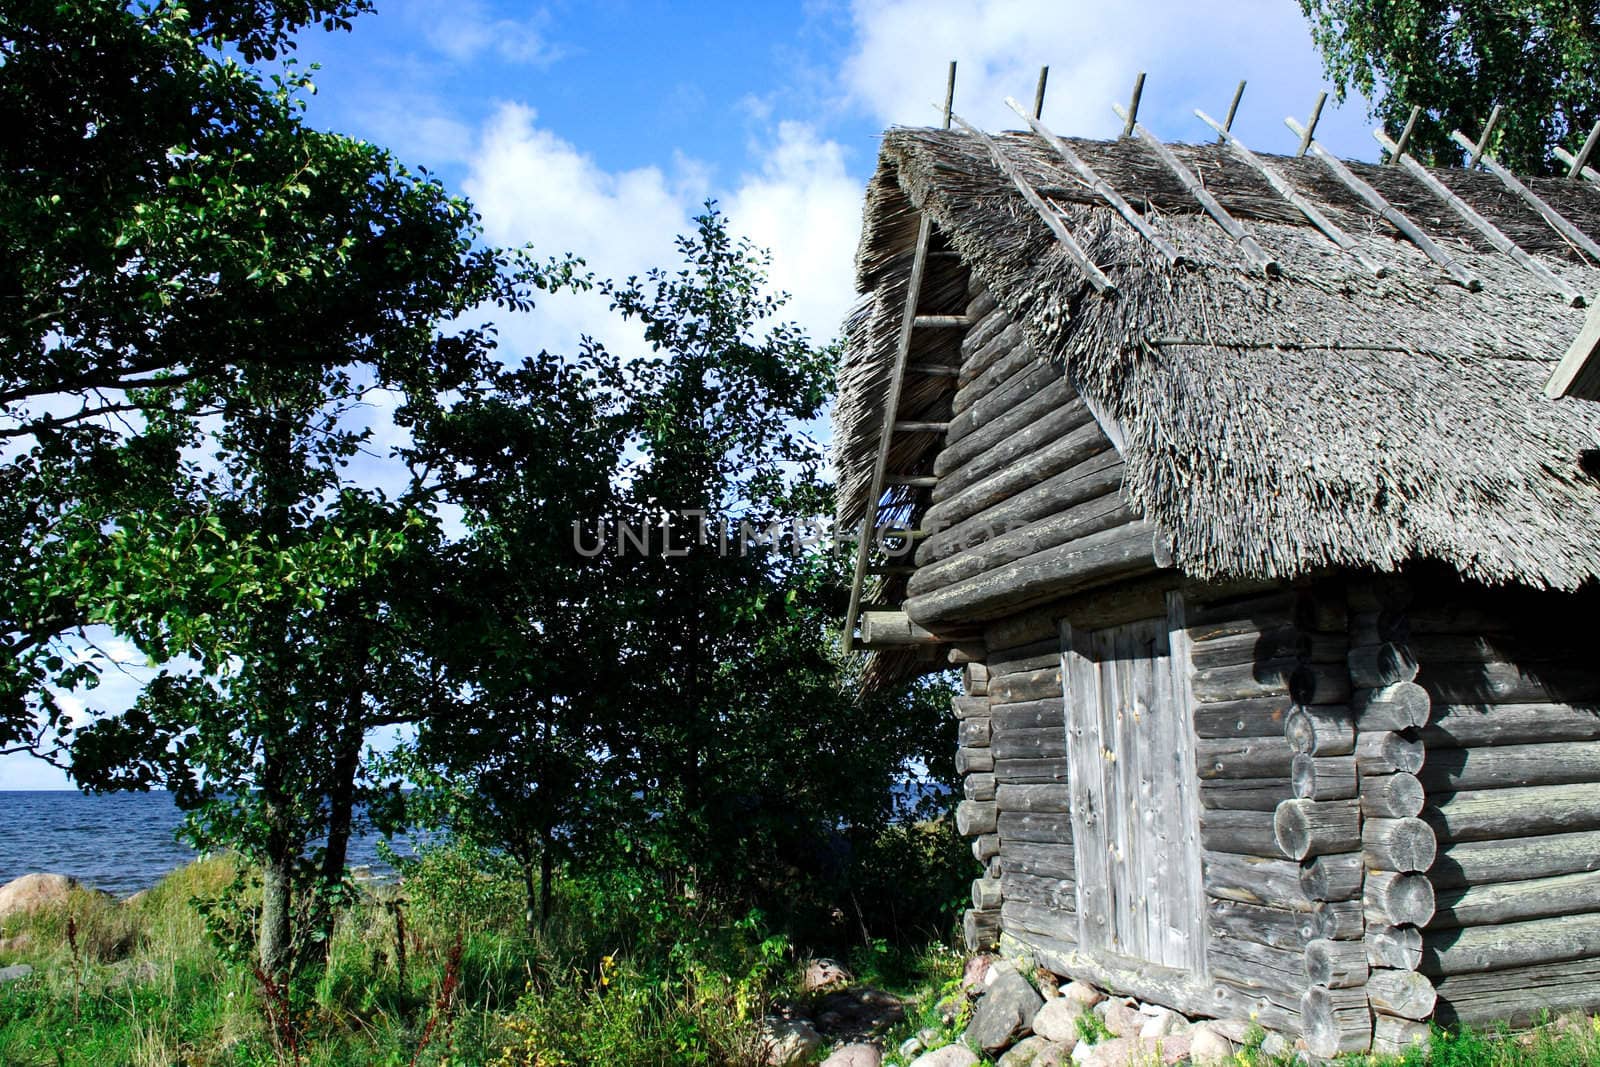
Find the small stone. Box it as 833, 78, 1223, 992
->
761, 1017, 824, 1066
0, 963, 33, 985
820, 1043, 881, 1067
937, 995, 963, 1025
1189, 1025, 1236, 1065
802, 958, 853, 994
918, 1027, 941, 1047
1100, 1002, 1141, 1038
899, 1036, 925, 1060
998, 1035, 1072, 1067
962, 954, 995, 992
1032, 997, 1085, 1044
1138, 1007, 1181, 1039
1061, 981, 1104, 1010
1154, 1034, 1193, 1064
985, 959, 1019, 987
1207, 1019, 1253, 1044
1261, 1032, 1290, 1058
910, 1046, 980, 1067
964, 965, 1044, 1052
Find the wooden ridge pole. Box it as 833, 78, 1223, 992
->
952, 110, 1117, 294
1196, 107, 1385, 276
1388, 105, 1422, 165
1032, 66, 1049, 120
1568, 120, 1600, 180
1552, 145, 1600, 190
1118, 102, 1279, 274
1373, 128, 1583, 305
1218, 80, 1246, 144
1288, 115, 1482, 291
1006, 95, 1182, 263
1451, 128, 1600, 262
842, 59, 957, 652
1120, 72, 1146, 138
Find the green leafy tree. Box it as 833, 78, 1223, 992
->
1301, 0, 1600, 170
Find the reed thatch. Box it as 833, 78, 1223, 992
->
835, 127, 1600, 622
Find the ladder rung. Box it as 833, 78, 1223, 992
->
913, 314, 970, 328
885, 474, 938, 488
905, 362, 959, 377
893, 421, 950, 434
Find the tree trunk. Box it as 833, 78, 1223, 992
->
259, 799, 295, 980
539, 827, 555, 931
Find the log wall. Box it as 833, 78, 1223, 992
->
1407, 577, 1600, 1030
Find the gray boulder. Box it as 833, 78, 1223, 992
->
819, 1043, 881, 1067
0, 963, 34, 985
964, 965, 1044, 1052
997, 1034, 1070, 1066
1032, 996, 1085, 1044
910, 1046, 979, 1067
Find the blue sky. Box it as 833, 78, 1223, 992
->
3, 0, 1378, 789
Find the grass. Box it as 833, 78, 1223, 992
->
4, 850, 1600, 1067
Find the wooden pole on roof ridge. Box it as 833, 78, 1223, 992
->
1197, 107, 1385, 276
1288, 114, 1482, 291
952, 110, 1117, 293
1554, 144, 1600, 190
1449, 127, 1600, 263
1568, 120, 1600, 180
1033, 66, 1050, 120
1374, 127, 1583, 306
1009, 95, 1182, 263
1389, 105, 1422, 164
1118, 101, 1280, 275
1296, 91, 1328, 157
1121, 72, 1146, 138
1468, 104, 1503, 167
1218, 80, 1246, 144
843, 60, 957, 653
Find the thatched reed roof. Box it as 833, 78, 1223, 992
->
835, 126, 1600, 616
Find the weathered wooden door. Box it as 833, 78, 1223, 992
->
1061, 594, 1204, 974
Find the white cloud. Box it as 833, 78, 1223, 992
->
839, 0, 1379, 160
401, 0, 562, 67
726, 121, 864, 345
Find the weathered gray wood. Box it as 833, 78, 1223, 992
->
962, 662, 989, 696
1356, 731, 1424, 776
1192, 658, 1295, 703
963, 773, 997, 802
1002, 897, 1078, 942
909, 490, 1132, 599
989, 667, 1064, 705
964, 907, 1001, 951
992, 756, 1069, 784
1421, 741, 1600, 792
958, 717, 991, 749
1286, 705, 1356, 756
989, 697, 1064, 731
997, 810, 1071, 844
990, 727, 1067, 761
959, 318, 1023, 386
1293, 754, 1357, 800
1188, 627, 1316, 670
1201, 777, 1293, 812
1202, 808, 1283, 856
987, 574, 1185, 651
1353, 681, 1431, 731
1004, 841, 1076, 880
1432, 869, 1600, 930
1372, 1013, 1432, 1055
1209, 938, 1312, 994
1423, 912, 1600, 977
1210, 977, 1302, 1034
949, 334, 1040, 418
1349, 642, 1420, 688
1290, 663, 1352, 706
1301, 853, 1365, 902
1426, 783, 1600, 843
1307, 937, 1370, 988
1275, 798, 1361, 859
1433, 954, 1600, 1027
1204, 851, 1315, 911
1365, 870, 1436, 927
859, 611, 942, 648
942, 361, 1062, 453
1301, 984, 1373, 1057
1364, 816, 1437, 873
1366, 924, 1424, 970
1001, 872, 1075, 910
1420, 661, 1600, 705
1449, 129, 1600, 261
1208, 898, 1316, 950
956, 799, 998, 836
1366, 968, 1437, 1020
1184, 589, 1295, 637
1422, 703, 1600, 748
933, 401, 1096, 504
995, 783, 1069, 813
1315, 898, 1365, 940
1195, 696, 1296, 739
931, 375, 1076, 480
956, 747, 994, 774
987, 637, 1058, 673
1297, 582, 1349, 634
1361, 772, 1424, 819
951, 695, 988, 720
907, 520, 1158, 627
1195, 736, 1295, 781
1431, 829, 1600, 889
917, 449, 1123, 566
972, 877, 1003, 910
972, 833, 1000, 862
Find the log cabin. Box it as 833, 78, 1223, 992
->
834, 111, 1600, 1055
